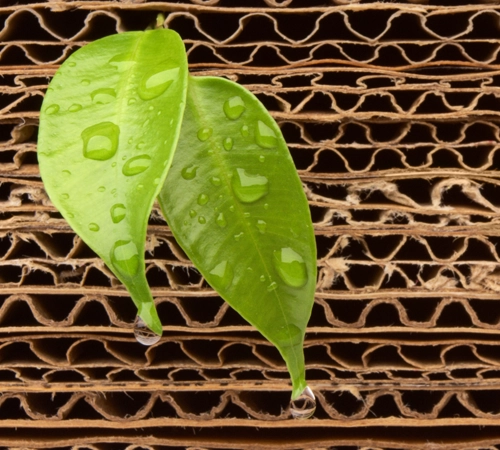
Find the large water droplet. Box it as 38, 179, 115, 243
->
91, 88, 116, 105
198, 216, 206, 224
189, 209, 197, 218
110, 240, 139, 277
88, 223, 100, 232
209, 260, 233, 289
109, 53, 136, 72
134, 316, 161, 346
122, 155, 151, 176
45, 104, 59, 115
197, 127, 213, 142
267, 281, 278, 291
181, 164, 198, 180
223, 137, 233, 151
110, 203, 126, 223
210, 176, 222, 186
138, 66, 179, 101
82, 122, 120, 161
232, 168, 269, 203
241, 125, 249, 137
216, 213, 227, 228
256, 220, 267, 234
273, 247, 308, 288
68, 103, 82, 112
223, 96, 246, 120
197, 193, 209, 205
256, 120, 278, 149
290, 386, 316, 419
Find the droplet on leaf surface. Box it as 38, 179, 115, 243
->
110, 203, 126, 223
91, 88, 116, 105
122, 155, 151, 176
138, 66, 179, 101
81, 122, 120, 161
223, 95, 246, 120
209, 260, 233, 289
232, 168, 269, 203
273, 247, 308, 288
255, 120, 278, 149
110, 240, 139, 277
181, 165, 198, 180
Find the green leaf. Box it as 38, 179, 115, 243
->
158, 76, 317, 399
38, 29, 188, 335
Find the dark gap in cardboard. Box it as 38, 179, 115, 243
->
71, 302, 113, 327
174, 297, 224, 326
468, 300, 500, 326
450, 368, 478, 379
436, 303, 474, 328
439, 394, 476, 419
157, 299, 199, 327
46, 370, 87, 383
9, 93, 43, 114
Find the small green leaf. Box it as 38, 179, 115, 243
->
158, 76, 317, 398
38, 29, 188, 335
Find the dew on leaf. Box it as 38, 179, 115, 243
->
273, 247, 307, 288
128, 98, 137, 105
260, 275, 266, 282
267, 281, 278, 292
216, 213, 227, 228
138, 66, 179, 101
110, 240, 139, 277
60, 193, 69, 200
241, 125, 249, 137
189, 209, 197, 218
91, 88, 116, 105
110, 203, 126, 223
134, 316, 161, 346
81, 122, 120, 161
181, 164, 198, 180
197, 127, 213, 142
209, 260, 233, 289
68, 104, 82, 112
197, 193, 209, 205
45, 104, 60, 115
122, 155, 151, 176
81, 79, 90, 86
234, 232, 244, 241
198, 216, 206, 224
88, 223, 100, 232
259, 155, 265, 163
109, 53, 136, 72
232, 168, 269, 203
223, 137, 233, 151
68, 62, 76, 67
210, 176, 222, 186
229, 205, 235, 212
255, 120, 278, 149
256, 220, 267, 234
62, 170, 71, 177
136, 141, 145, 150
223, 95, 246, 120
97, 186, 106, 192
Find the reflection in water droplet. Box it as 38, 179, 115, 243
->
256, 220, 267, 234
91, 88, 116, 105
273, 247, 308, 288
89, 223, 100, 232
259, 155, 265, 163
216, 213, 227, 228
267, 281, 278, 291
68, 103, 82, 112
223, 96, 246, 120
256, 120, 278, 149
134, 316, 161, 346
45, 104, 60, 115
234, 232, 244, 241
223, 137, 233, 151
122, 155, 151, 176
109, 53, 136, 72
232, 168, 269, 203
128, 98, 137, 105
81, 79, 90, 86
198, 216, 206, 224
138, 66, 179, 101
61, 193, 69, 200
209, 260, 233, 289
197, 127, 212, 142
290, 386, 316, 419
110, 203, 126, 223
111, 240, 139, 277
82, 122, 120, 161
189, 209, 197, 218
98, 186, 106, 192
197, 193, 209, 205
260, 275, 266, 282
210, 176, 222, 186
241, 125, 249, 137
181, 165, 198, 180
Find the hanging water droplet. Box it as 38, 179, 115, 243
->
91, 88, 116, 105
138, 66, 179, 101
136, 141, 145, 150
197, 127, 213, 142
197, 193, 209, 205
209, 260, 233, 289
81, 79, 90, 86
234, 232, 244, 241
232, 168, 269, 203
134, 316, 161, 346
241, 125, 249, 137
216, 213, 227, 228
223, 137, 233, 151
109, 53, 136, 72
181, 164, 198, 180
88, 222, 100, 232
60, 193, 69, 200
267, 281, 278, 291
255, 120, 278, 149
223, 96, 246, 120
68, 103, 82, 112
122, 155, 151, 176
290, 386, 316, 419
198, 216, 206, 224
210, 176, 222, 186
259, 155, 265, 163
259, 275, 266, 282
128, 98, 137, 105
45, 104, 60, 115
256, 220, 267, 234
110, 203, 126, 223
110, 240, 139, 277
189, 209, 197, 218
273, 247, 308, 288
97, 186, 106, 192
81, 122, 120, 161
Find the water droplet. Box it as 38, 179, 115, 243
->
60, 193, 69, 200
267, 281, 278, 292
128, 98, 137, 105
256, 220, 267, 234
241, 125, 249, 137
122, 154, 151, 176
137, 184, 144, 191
68, 103, 82, 112
122, 155, 128, 160
81, 79, 90, 86
197, 127, 213, 142
234, 232, 244, 241
81, 122, 120, 161
232, 168, 269, 203
68, 61, 76, 67
223, 137, 233, 151
264, 203, 269, 210
157, 110, 162, 116
209, 260, 233, 289
244, 212, 250, 218
62, 170, 71, 177
134, 316, 161, 346
127, 138, 133, 145
256, 120, 278, 149
110, 240, 139, 277
198, 216, 206, 224
112, 162, 117, 168
67, 212, 74, 218
290, 386, 316, 420
138, 66, 179, 101
136, 141, 145, 150
223, 95, 246, 120
216, 213, 227, 228
110, 203, 126, 223
189, 209, 197, 218
97, 186, 105, 192
197, 194, 209, 205
111, 188, 117, 194
259, 155, 265, 163
181, 165, 198, 180
109, 53, 136, 72
229, 205, 235, 212
210, 176, 222, 186
260, 275, 266, 282
88, 222, 100, 232
142, 119, 150, 128
91, 88, 116, 105
45, 104, 59, 115
273, 247, 308, 288
148, 105, 154, 111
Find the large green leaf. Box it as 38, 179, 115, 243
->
38, 29, 188, 335
158, 76, 317, 399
